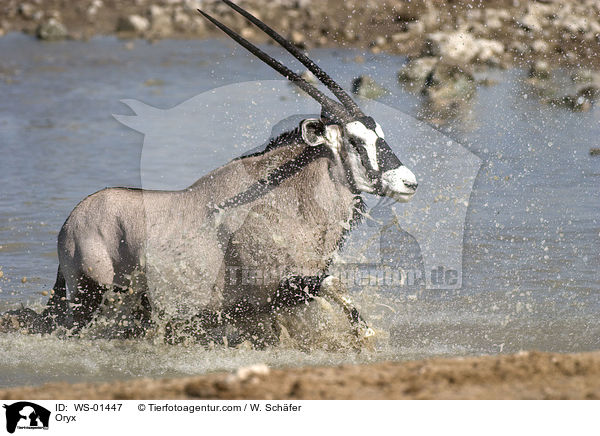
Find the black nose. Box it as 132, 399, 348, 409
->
404, 181, 418, 190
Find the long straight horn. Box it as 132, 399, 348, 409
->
197, 9, 350, 123
221, 0, 364, 117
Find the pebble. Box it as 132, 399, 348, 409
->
234, 364, 270, 382
424, 31, 504, 66
398, 57, 438, 87
529, 60, 551, 79
290, 30, 305, 47
351, 75, 387, 99
531, 40, 549, 54
300, 70, 318, 84
116, 15, 150, 34
18, 3, 36, 20
36, 18, 68, 41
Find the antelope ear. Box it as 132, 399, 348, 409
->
301, 118, 326, 146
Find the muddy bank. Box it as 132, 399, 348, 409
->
1, 0, 599, 69
1, 351, 598, 400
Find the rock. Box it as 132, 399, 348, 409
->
484, 9, 509, 30
149, 5, 166, 19
577, 85, 600, 101
517, 13, 543, 32
477, 77, 499, 87
476, 39, 504, 65
550, 95, 592, 112
240, 27, 255, 39
421, 62, 476, 116
398, 57, 438, 88
407, 20, 425, 34
290, 30, 306, 48
351, 75, 387, 99
586, 20, 600, 41
35, 18, 68, 41
116, 15, 150, 34
542, 69, 600, 112
391, 32, 411, 44
425, 31, 479, 62
47, 10, 61, 20
374, 36, 387, 47
590, 148, 600, 156
424, 31, 503, 65
531, 40, 549, 53
529, 60, 551, 79
87, 0, 103, 17
300, 70, 318, 84
558, 15, 589, 34
343, 28, 357, 42
423, 63, 476, 98
234, 364, 270, 382
571, 69, 600, 84
547, 85, 598, 112
173, 8, 192, 32
509, 40, 528, 55
149, 5, 173, 37
18, 3, 35, 20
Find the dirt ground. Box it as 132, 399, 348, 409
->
1, 350, 598, 400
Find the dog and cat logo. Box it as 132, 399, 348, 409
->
3, 402, 50, 433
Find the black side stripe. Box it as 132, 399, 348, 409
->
215, 146, 327, 212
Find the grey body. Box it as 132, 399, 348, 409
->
43, 1, 419, 337
57, 135, 355, 320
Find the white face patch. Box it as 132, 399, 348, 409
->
380, 165, 418, 202
345, 148, 376, 193
345, 121, 379, 172
324, 124, 342, 151
375, 122, 385, 139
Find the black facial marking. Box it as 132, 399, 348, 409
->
353, 140, 379, 180
218, 146, 327, 212
358, 116, 377, 131
376, 138, 402, 172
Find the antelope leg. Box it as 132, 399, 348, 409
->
320, 276, 374, 339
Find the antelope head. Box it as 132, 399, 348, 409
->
199, 0, 418, 202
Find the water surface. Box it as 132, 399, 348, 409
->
0, 34, 598, 387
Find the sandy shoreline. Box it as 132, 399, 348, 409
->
1, 350, 598, 400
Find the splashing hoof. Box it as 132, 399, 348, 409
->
362, 326, 375, 338
353, 323, 376, 349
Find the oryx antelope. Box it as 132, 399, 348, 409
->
41, 0, 418, 343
